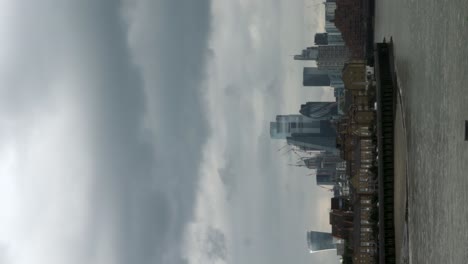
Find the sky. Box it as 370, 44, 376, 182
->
0, 0, 340, 263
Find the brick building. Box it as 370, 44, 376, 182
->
334, 0, 366, 59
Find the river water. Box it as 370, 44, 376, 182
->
374, 0, 468, 263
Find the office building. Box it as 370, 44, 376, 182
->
314, 32, 344, 46
270, 115, 338, 153
314, 33, 328, 45
325, 21, 340, 33
306, 231, 336, 253
325, 1, 337, 21
299, 102, 338, 120
294, 47, 319, 60
317, 171, 336, 186
285, 122, 338, 153
303, 67, 343, 87
316, 45, 351, 72
303, 67, 331, 86
270, 115, 324, 139
327, 33, 345, 45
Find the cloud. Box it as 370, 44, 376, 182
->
204, 227, 228, 261
0, 0, 212, 264
0, 0, 340, 264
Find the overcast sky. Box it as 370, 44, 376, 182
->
0, 0, 339, 263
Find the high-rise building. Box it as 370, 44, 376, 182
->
294, 47, 318, 60
303, 67, 343, 87
300, 102, 338, 120
324, 1, 337, 21
286, 123, 338, 153
316, 172, 336, 185
327, 32, 344, 45
325, 21, 340, 33
303, 67, 330, 86
270, 115, 338, 153
315, 32, 344, 45
317, 45, 351, 72
302, 152, 342, 169
306, 231, 336, 253
270, 115, 323, 139
314, 33, 328, 45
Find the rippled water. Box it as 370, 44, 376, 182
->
374, 0, 468, 263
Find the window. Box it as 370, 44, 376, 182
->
361, 220, 370, 225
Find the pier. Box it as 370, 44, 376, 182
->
375, 41, 397, 264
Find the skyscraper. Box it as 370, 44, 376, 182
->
328, 33, 344, 45
325, 21, 340, 33
286, 120, 337, 153
302, 67, 331, 86
302, 67, 343, 87
315, 32, 344, 45
270, 115, 338, 153
316, 172, 335, 186
299, 102, 338, 120
306, 231, 336, 253
324, 1, 337, 21
314, 33, 328, 45
294, 47, 318, 60
270, 115, 323, 139
316, 45, 351, 72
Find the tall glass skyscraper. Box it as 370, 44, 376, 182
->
299, 102, 338, 120
302, 67, 331, 86
306, 231, 336, 253
270, 115, 338, 153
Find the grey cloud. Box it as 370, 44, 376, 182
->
204, 227, 228, 261
0, 0, 212, 264
82, 0, 213, 263
0, 245, 8, 264
218, 165, 237, 201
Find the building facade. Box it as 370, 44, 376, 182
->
306, 231, 336, 253
303, 67, 332, 86
317, 45, 352, 72
270, 115, 326, 139
299, 102, 338, 120
342, 60, 367, 92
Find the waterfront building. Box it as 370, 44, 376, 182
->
334, 0, 366, 59
329, 209, 354, 239
342, 60, 367, 92
306, 231, 336, 253
331, 196, 352, 211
